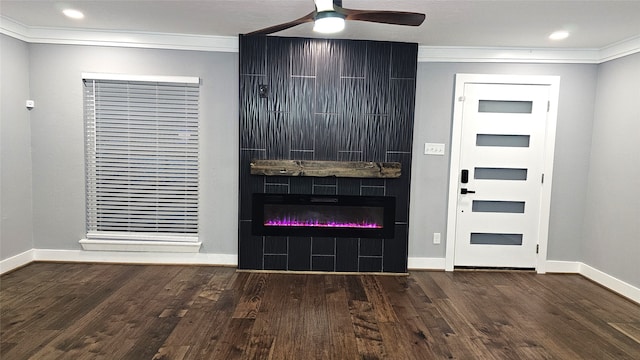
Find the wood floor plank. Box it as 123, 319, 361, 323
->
243, 272, 285, 360
349, 299, 388, 359
2, 263, 640, 360
232, 272, 267, 319
360, 275, 399, 324
404, 277, 457, 359
297, 275, 331, 359
323, 275, 360, 360
609, 322, 640, 344
376, 276, 439, 360
152, 345, 191, 360
265, 274, 309, 360
153, 266, 237, 351
181, 272, 248, 359
209, 318, 255, 359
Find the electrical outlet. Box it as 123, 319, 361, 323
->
424, 143, 445, 155
433, 232, 441, 244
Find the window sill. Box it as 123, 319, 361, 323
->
79, 239, 202, 253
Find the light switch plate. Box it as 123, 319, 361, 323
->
424, 143, 445, 155
433, 232, 441, 244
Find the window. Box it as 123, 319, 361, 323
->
83, 74, 200, 247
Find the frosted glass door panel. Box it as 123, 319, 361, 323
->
476, 134, 530, 147
478, 100, 533, 113
474, 168, 528, 181
470, 233, 523, 246
472, 201, 525, 213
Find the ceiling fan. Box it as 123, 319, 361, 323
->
246, 0, 426, 35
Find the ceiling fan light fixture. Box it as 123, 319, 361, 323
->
313, 11, 345, 33
247, 0, 425, 36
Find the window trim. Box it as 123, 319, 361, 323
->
82, 73, 199, 84
81, 73, 201, 251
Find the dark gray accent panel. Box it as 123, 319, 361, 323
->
239, 36, 266, 75
240, 75, 268, 148
312, 237, 335, 255
240, 149, 266, 221
290, 38, 317, 77
341, 40, 367, 78
312, 256, 335, 271
336, 238, 359, 272
264, 255, 287, 270
264, 236, 288, 254
391, 42, 418, 79
360, 238, 383, 256
359, 257, 383, 272
385, 152, 412, 223
290, 77, 316, 151
383, 224, 408, 273
239, 35, 418, 273
238, 221, 263, 269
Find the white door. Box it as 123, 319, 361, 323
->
449, 77, 558, 269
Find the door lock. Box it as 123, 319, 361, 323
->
461, 169, 469, 183
461, 188, 476, 194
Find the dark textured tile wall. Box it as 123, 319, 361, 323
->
239, 35, 417, 273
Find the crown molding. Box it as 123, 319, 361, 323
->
417, 46, 601, 64
599, 34, 640, 63
417, 34, 640, 64
2, 15, 639, 63
0, 16, 239, 52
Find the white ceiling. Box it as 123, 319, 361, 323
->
1, 0, 640, 50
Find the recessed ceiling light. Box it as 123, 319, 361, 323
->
549, 31, 569, 40
63, 9, 84, 19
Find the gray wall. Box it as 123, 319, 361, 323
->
0, 34, 33, 260
582, 52, 640, 287
410, 62, 598, 261
27, 44, 239, 254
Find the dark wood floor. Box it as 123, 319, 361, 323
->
1, 263, 639, 359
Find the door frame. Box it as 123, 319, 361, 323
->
444, 74, 560, 273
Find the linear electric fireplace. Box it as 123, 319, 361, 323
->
252, 193, 395, 239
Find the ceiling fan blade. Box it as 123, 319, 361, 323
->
339, 8, 425, 27
246, 12, 316, 35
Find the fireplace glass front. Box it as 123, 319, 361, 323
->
252, 193, 395, 238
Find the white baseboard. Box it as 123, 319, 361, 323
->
0, 249, 34, 274
544, 260, 581, 273
409, 258, 639, 304
4, 250, 638, 304
544, 260, 639, 304
407, 257, 446, 270
579, 263, 640, 305
32, 249, 237, 266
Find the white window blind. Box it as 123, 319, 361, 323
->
83, 75, 200, 243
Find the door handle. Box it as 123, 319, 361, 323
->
461, 169, 469, 183
461, 188, 476, 194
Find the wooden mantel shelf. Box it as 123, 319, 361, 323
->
250, 160, 401, 179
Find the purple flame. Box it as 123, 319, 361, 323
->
265, 218, 382, 229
